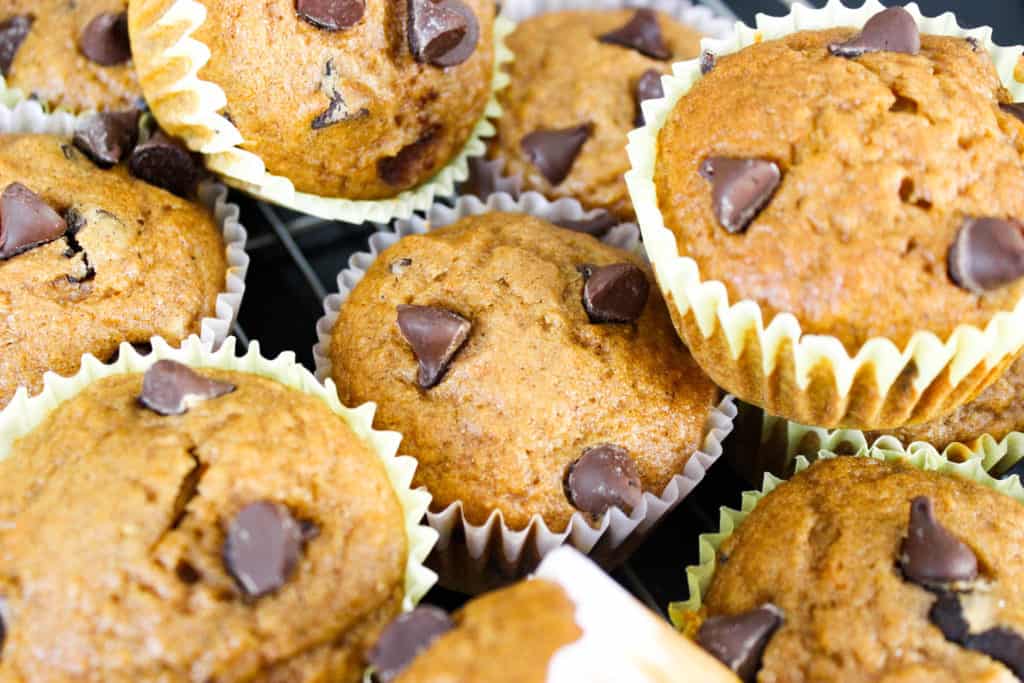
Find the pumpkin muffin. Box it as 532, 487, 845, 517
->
329, 211, 720, 531
491, 9, 703, 220
0, 132, 224, 407
0, 0, 140, 112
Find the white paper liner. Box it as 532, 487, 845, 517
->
129, 0, 514, 223
536, 547, 740, 683
625, 0, 1024, 430
0, 335, 438, 610
312, 190, 736, 593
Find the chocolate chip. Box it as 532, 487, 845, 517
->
379, 126, 441, 187
966, 628, 1024, 679
900, 496, 978, 588
458, 156, 522, 200
699, 157, 781, 234
828, 7, 920, 58
129, 131, 201, 198
368, 607, 454, 683
397, 305, 471, 389
929, 591, 969, 643
582, 262, 649, 323
696, 604, 785, 683
73, 110, 140, 168
0, 14, 33, 77
1001, 102, 1024, 124
407, 0, 480, 68
312, 93, 369, 129
966, 36, 980, 52
223, 501, 305, 599
634, 69, 663, 127
0, 183, 67, 261
700, 51, 716, 74
0, 611, 4, 657
138, 360, 235, 416
520, 123, 592, 186
598, 9, 670, 60
79, 11, 131, 66
948, 217, 1024, 294
564, 444, 643, 517
296, 0, 365, 31
555, 210, 620, 237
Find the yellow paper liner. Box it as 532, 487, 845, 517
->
624, 0, 1024, 431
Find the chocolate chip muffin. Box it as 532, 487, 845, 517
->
693, 456, 1024, 682
491, 9, 702, 220
0, 1, 140, 112
0, 359, 410, 681
329, 211, 720, 531
130, 0, 495, 200
0, 132, 224, 406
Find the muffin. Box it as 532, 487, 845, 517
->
0, 131, 225, 406
329, 211, 721, 533
0, 344, 434, 681
0, 1, 140, 112
684, 455, 1024, 682
490, 8, 702, 220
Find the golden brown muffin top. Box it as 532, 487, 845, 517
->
0, 134, 226, 407
0, 367, 408, 682
331, 212, 719, 531
655, 28, 1024, 352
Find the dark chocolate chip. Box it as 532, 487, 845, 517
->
555, 210, 620, 237
368, 607, 454, 683
828, 7, 920, 58
520, 123, 592, 186
296, 0, 366, 31
965, 628, 1024, 679
564, 444, 643, 517
397, 304, 471, 389
0, 14, 33, 77
700, 50, 716, 74
312, 94, 369, 129
223, 501, 305, 599
634, 69, 663, 127
73, 110, 140, 168
407, 0, 480, 68
582, 262, 650, 323
458, 156, 522, 200
138, 359, 236, 416
1000, 102, 1024, 124
948, 217, 1024, 294
900, 496, 978, 587
696, 604, 785, 683
929, 591, 969, 644
129, 131, 201, 197
966, 36, 980, 52
79, 11, 131, 66
0, 183, 67, 260
699, 157, 781, 234
379, 126, 441, 187
598, 9, 670, 60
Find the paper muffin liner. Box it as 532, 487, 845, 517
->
625, 0, 1024, 431
536, 546, 740, 683
312, 190, 735, 593
128, 0, 514, 224
0, 335, 438, 610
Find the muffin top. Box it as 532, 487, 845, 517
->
700, 456, 1024, 683
0, 362, 408, 682
491, 9, 702, 220
330, 212, 719, 531
0, 133, 225, 407
131, 0, 494, 200
0, 1, 140, 112
655, 25, 1024, 352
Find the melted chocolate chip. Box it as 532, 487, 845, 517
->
0, 14, 33, 77
598, 9, 670, 60
129, 131, 201, 198
520, 123, 592, 186
696, 604, 785, 683
296, 0, 366, 31
73, 110, 140, 168
582, 262, 649, 323
700, 51, 716, 74
929, 591, 969, 643
379, 126, 441, 187
458, 156, 522, 200
828, 7, 920, 58
634, 69, 664, 127
965, 628, 1024, 679
1001, 102, 1024, 124
79, 11, 131, 66
138, 360, 236, 416
368, 607, 454, 682
564, 444, 643, 517
948, 217, 1024, 294
555, 210, 619, 237
223, 501, 305, 599
312, 93, 368, 129
699, 157, 781, 234
900, 496, 978, 588
0, 183, 67, 260
397, 304, 471, 389
407, 0, 480, 68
